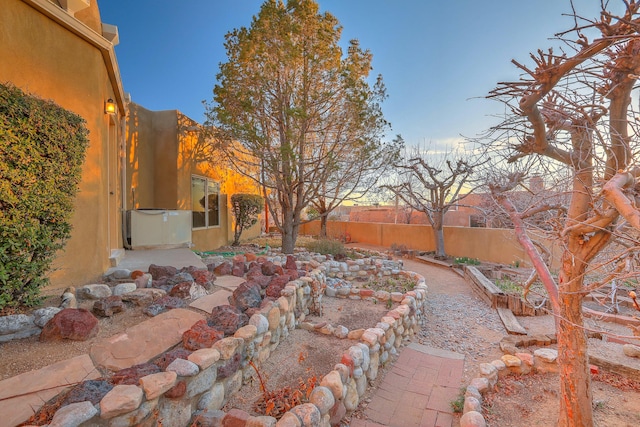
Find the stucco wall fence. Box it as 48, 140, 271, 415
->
300, 221, 562, 269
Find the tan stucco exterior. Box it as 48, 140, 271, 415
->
1, 0, 126, 288
126, 103, 262, 251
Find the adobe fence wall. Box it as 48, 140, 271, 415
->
300, 221, 561, 269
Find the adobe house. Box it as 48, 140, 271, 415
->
1, 0, 262, 291
125, 102, 263, 251
1, 0, 127, 288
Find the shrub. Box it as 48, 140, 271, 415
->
304, 238, 345, 256
0, 83, 89, 309
230, 193, 264, 246
453, 256, 481, 265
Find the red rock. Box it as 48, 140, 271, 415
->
261, 261, 279, 276
169, 281, 193, 299
213, 262, 233, 276
285, 255, 297, 270
39, 308, 99, 342
265, 275, 291, 298
340, 354, 355, 376
164, 380, 186, 399
222, 408, 251, 426
111, 363, 161, 385
153, 348, 192, 370
148, 264, 178, 279
187, 268, 216, 290
245, 252, 257, 262
284, 269, 299, 280
131, 270, 144, 280
232, 260, 246, 277
229, 282, 262, 311
182, 320, 224, 351
208, 305, 249, 336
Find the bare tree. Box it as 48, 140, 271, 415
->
382, 145, 481, 258
310, 135, 402, 237
485, 2, 640, 425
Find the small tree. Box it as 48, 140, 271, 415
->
230, 193, 264, 246
382, 145, 482, 258
0, 83, 88, 309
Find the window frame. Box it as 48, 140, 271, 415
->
191, 175, 221, 230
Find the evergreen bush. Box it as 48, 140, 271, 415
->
0, 83, 89, 309
230, 193, 264, 246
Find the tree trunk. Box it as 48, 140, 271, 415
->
434, 225, 446, 259
556, 251, 593, 426
319, 215, 327, 237
281, 206, 296, 254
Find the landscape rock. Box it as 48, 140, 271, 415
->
232, 260, 246, 277
39, 308, 99, 342
113, 282, 137, 296
0, 314, 39, 342
134, 273, 152, 289
265, 275, 291, 298
109, 269, 132, 280
460, 410, 486, 427
164, 380, 187, 398
121, 288, 166, 306
623, 344, 640, 358
77, 284, 112, 300
99, 384, 144, 419
93, 296, 124, 317
61, 379, 113, 405
167, 358, 200, 377
229, 281, 263, 311
182, 319, 224, 350
140, 372, 177, 402
144, 295, 188, 316
261, 261, 282, 276
49, 401, 97, 427
213, 261, 233, 276
33, 307, 62, 328
111, 363, 161, 385
148, 264, 178, 279
154, 348, 193, 370
208, 304, 249, 335
183, 267, 216, 290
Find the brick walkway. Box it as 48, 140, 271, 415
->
351, 343, 464, 427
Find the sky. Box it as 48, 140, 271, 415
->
99, 0, 606, 149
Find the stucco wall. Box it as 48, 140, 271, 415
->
300, 220, 536, 267
1, 0, 124, 288
126, 105, 263, 252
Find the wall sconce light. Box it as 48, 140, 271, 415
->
104, 98, 116, 115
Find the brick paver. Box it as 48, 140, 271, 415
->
352, 343, 464, 427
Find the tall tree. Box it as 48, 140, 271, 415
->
382, 145, 481, 258
206, 0, 389, 253
486, 2, 640, 425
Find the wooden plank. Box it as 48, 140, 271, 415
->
497, 307, 528, 335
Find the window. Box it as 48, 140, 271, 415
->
192, 176, 220, 228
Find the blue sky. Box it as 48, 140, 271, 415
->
99, 1, 604, 148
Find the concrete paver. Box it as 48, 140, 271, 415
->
0, 355, 99, 427
90, 308, 204, 371
214, 275, 247, 291
189, 288, 233, 313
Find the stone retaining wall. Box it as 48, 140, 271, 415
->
33, 253, 427, 427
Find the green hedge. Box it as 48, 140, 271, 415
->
0, 83, 89, 309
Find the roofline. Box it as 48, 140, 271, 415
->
22, 0, 126, 114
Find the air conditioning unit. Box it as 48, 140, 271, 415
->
128, 210, 192, 249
